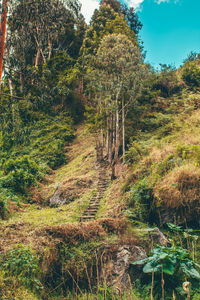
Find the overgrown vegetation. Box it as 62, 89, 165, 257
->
1, 0, 200, 299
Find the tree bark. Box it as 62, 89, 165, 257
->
34, 33, 46, 65
35, 49, 40, 67
19, 71, 24, 94
48, 35, 52, 60
122, 96, 125, 163
108, 113, 112, 163
114, 107, 120, 161
8, 78, 14, 120
0, 0, 8, 88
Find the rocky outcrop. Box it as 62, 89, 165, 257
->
49, 178, 93, 207
101, 245, 147, 292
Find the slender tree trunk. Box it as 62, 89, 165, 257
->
114, 107, 120, 161
8, 78, 14, 122
122, 96, 125, 163
106, 113, 109, 156
101, 128, 104, 148
19, 71, 23, 94
108, 114, 112, 163
35, 49, 40, 67
34, 34, 46, 65
113, 112, 116, 148
48, 35, 52, 60
0, 0, 8, 88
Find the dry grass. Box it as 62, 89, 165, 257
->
154, 164, 200, 209
0, 218, 127, 255
149, 145, 175, 163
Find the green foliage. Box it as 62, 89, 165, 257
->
125, 141, 143, 164
42, 140, 66, 169
176, 144, 200, 165
0, 110, 74, 218
156, 153, 176, 176
127, 179, 154, 222
0, 245, 42, 291
154, 64, 182, 98
181, 61, 200, 89
81, 1, 140, 58
132, 245, 200, 298
0, 188, 22, 220
1, 156, 39, 193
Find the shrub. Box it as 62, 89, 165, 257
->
42, 139, 66, 169
156, 153, 176, 176
125, 141, 143, 164
0, 245, 42, 291
1, 156, 39, 193
127, 179, 154, 222
181, 61, 200, 89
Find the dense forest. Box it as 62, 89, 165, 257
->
0, 0, 200, 299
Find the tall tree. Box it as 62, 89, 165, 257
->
86, 34, 147, 168
4, 0, 85, 97
0, 0, 8, 87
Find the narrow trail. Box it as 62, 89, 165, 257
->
80, 161, 109, 222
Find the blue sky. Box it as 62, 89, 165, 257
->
80, 0, 200, 69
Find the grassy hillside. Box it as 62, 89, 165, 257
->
123, 89, 200, 227
1, 87, 200, 299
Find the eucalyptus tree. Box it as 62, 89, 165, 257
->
87, 34, 147, 167
7, 0, 82, 68
0, 0, 84, 148
0, 0, 8, 87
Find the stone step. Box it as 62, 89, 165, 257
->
80, 216, 95, 222
88, 206, 99, 209
84, 212, 96, 216
85, 209, 98, 213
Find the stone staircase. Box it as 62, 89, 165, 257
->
80, 161, 109, 222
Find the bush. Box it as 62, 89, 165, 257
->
0, 245, 42, 291
1, 156, 39, 193
156, 153, 176, 176
176, 144, 200, 165
127, 179, 154, 222
125, 141, 143, 164
42, 139, 66, 169
181, 61, 200, 89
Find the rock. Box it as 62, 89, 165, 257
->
101, 245, 146, 292
49, 178, 93, 207
136, 227, 169, 246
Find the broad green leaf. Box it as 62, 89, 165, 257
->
162, 261, 175, 275
131, 257, 149, 265
143, 262, 162, 273
180, 263, 200, 279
